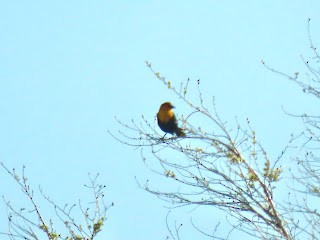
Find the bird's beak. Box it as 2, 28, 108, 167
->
171, 105, 175, 108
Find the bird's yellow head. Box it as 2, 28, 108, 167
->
157, 102, 175, 122
159, 102, 175, 111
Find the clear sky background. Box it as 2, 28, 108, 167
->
0, 1, 320, 240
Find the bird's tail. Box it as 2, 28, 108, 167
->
176, 128, 186, 137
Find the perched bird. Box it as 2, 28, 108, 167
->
157, 102, 185, 137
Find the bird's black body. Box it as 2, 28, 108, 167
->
157, 114, 178, 135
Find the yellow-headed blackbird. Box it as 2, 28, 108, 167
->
157, 102, 185, 137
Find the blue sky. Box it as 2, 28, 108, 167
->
0, 1, 320, 239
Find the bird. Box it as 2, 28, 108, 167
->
157, 102, 185, 137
